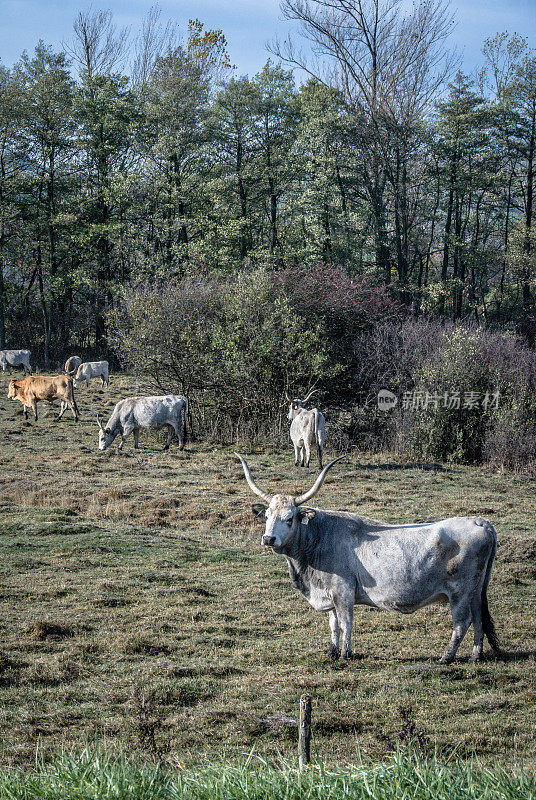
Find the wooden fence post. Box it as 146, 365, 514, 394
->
298, 693, 312, 771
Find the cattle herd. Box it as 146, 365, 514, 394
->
1, 346, 502, 665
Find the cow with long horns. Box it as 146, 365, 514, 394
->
286, 389, 326, 469
235, 454, 500, 664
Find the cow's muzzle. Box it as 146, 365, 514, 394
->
262, 535, 277, 547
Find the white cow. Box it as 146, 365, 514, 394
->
0, 349, 32, 376
73, 360, 109, 388
286, 390, 326, 469
236, 454, 501, 665
98, 395, 188, 451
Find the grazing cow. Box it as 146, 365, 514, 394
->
97, 395, 187, 451
286, 390, 326, 469
235, 454, 500, 664
73, 360, 109, 388
8, 375, 80, 421
0, 349, 32, 376
64, 356, 82, 375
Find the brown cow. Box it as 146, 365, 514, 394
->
8, 375, 80, 422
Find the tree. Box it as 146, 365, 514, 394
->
272, 0, 456, 288
250, 63, 298, 260
15, 43, 75, 363
0, 64, 24, 348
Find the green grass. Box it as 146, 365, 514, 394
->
0, 748, 535, 799
0, 373, 535, 771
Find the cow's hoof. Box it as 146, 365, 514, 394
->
341, 650, 353, 661
468, 653, 483, 664
326, 645, 340, 660
438, 655, 454, 665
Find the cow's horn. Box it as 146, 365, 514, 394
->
234, 453, 271, 503
295, 456, 346, 505
97, 413, 104, 431
302, 388, 318, 403
285, 390, 292, 402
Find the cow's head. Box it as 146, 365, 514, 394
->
235, 453, 344, 552
7, 380, 19, 399
97, 414, 117, 451
285, 389, 317, 421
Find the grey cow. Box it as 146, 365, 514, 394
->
0, 349, 32, 375
64, 356, 82, 375
236, 454, 500, 664
286, 390, 326, 469
98, 395, 187, 451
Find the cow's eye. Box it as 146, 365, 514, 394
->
286, 519, 292, 527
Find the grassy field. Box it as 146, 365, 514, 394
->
0, 373, 535, 772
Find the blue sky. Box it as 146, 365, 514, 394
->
1, 0, 535, 78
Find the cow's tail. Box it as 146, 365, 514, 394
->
69, 378, 80, 420
481, 528, 501, 654
314, 408, 325, 446
181, 397, 188, 446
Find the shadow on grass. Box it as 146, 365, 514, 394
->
354, 461, 448, 472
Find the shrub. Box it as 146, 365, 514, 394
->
351, 320, 536, 467
108, 269, 335, 442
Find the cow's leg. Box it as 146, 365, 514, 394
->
469, 593, 484, 663
23, 404, 28, 420
163, 425, 173, 450
86, 380, 90, 388
317, 443, 323, 470
132, 429, 139, 449
293, 442, 300, 466
334, 598, 354, 659
63, 400, 78, 421
31, 399, 38, 421
327, 609, 340, 659
439, 599, 473, 664
170, 421, 183, 449
304, 441, 312, 468
57, 400, 67, 420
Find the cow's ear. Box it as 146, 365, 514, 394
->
251, 504, 267, 519
299, 508, 316, 525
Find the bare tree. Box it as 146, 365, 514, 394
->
131, 5, 179, 89
66, 9, 130, 79
271, 0, 457, 288
273, 0, 455, 120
